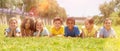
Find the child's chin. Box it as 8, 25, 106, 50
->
10, 27, 16, 30
37, 29, 39, 31
37, 29, 40, 31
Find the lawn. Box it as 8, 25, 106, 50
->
0, 25, 120, 51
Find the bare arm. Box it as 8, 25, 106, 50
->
81, 30, 85, 38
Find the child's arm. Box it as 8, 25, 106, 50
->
7, 30, 14, 37
4, 29, 8, 37
16, 32, 21, 37
14, 28, 21, 37
36, 31, 41, 37
99, 28, 104, 38
94, 31, 98, 38
50, 28, 55, 37
43, 28, 50, 37
109, 29, 116, 38
81, 30, 85, 38
14, 31, 21, 37
56, 28, 64, 37
75, 27, 80, 37
64, 27, 68, 37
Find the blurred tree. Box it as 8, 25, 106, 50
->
23, 0, 67, 18
0, 0, 23, 9
99, 1, 115, 18
99, 0, 120, 25
99, 0, 120, 18
0, 0, 67, 18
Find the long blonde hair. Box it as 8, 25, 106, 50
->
34, 18, 44, 31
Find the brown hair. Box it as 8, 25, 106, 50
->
66, 17, 75, 25
103, 18, 112, 23
53, 17, 63, 24
85, 18, 94, 24
21, 17, 35, 32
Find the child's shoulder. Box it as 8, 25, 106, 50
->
81, 25, 85, 29
93, 25, 99, 30
111, 27, 115, 31
16, 27, 21, 32
5, 28, 10, 32
61, 26, 64, 27
50, 26, 55, 30
43, 27, 48, 30
61, 26, 64, 29
74, 25, 79, 28
99, 26, 104, 30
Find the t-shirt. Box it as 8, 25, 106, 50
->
50, 26, 64, 36
82, 25, 98, 37
34, 27, 49, 36
5, 27, 20, 37
99, 27, 116, 38
64, 26, 80, 37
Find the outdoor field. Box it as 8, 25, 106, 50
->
0, 0, 120, 51
0, 25, 120, 51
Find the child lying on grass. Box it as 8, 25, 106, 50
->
50, 17, 64, 37
4, 17, 21, 37
81, 18, 98, 38
34, 19, 49, 37
99, 18, 116, 38
64, 17, 80, 37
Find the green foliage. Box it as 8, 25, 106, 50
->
99, 0, 120, 25
0, 0, 23, 9
110, 12, 120, 25
99, 1, 115, 17
99, 0, 120, 17
93, 15, 103, 25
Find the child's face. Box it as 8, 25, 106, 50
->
53, 21, 62, 29
67, 20, 74, 29
104, 20, 112, 29
9, 20, 17, 29
36, 22, 43, 31
85, 21, 90, 29
85, 21, 93, 29
25, 20, 30, 29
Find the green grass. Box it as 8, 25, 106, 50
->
0, 25, 120, 51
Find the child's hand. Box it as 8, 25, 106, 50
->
57, 35, 63, 37
36, 29, 43, 37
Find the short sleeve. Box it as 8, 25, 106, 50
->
111, 28, 116, 36
74, 26, 80, 36
33, 32, 38, 36
64, 27, 68, 36
50, 27, 54, 34
16, 28, 20, 33
61, 26, 64, 35
99, 27, 104, 36
4, 28, 11, 37
43, 27, 49, 36
5, 28, 10, 33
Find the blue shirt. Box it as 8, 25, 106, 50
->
99, 27, 116, 38
5, 27, 20, 37
64, 26, 80, 37
34, 27, 49, 36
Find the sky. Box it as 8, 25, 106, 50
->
57, 0, 112, 17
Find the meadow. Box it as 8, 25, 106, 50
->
0, 25, 120, 51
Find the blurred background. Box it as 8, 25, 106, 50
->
0, 0, 120, 25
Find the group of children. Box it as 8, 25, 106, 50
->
4, 17, 116, 38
